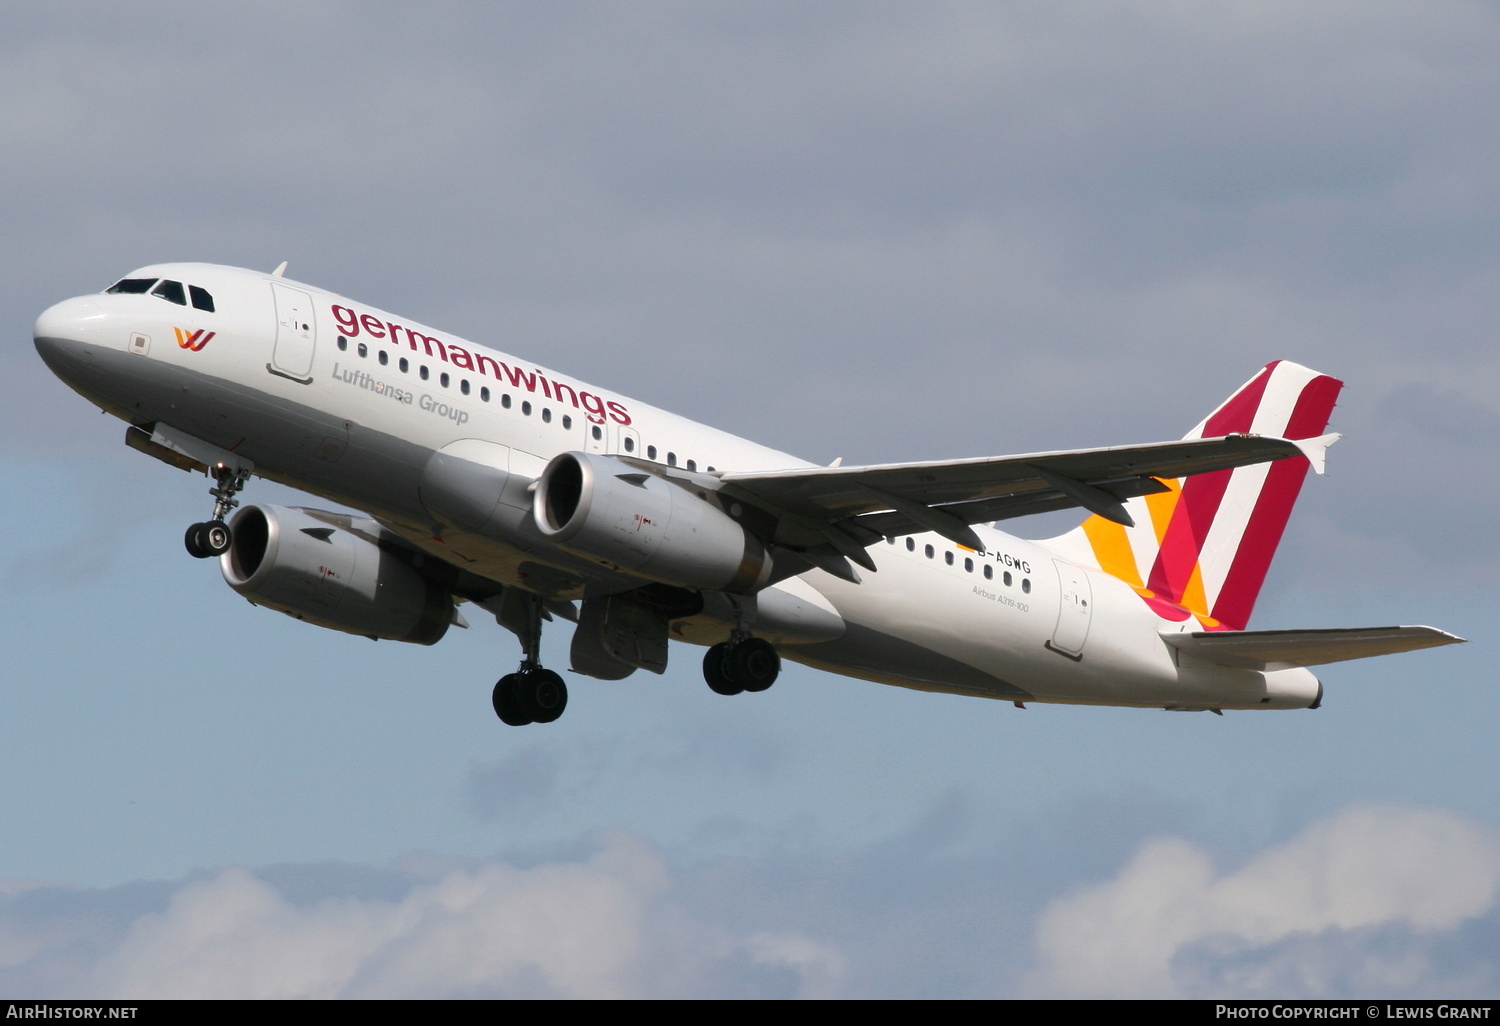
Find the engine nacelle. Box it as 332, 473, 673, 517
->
534, 452, 772, 592
220, 505, 454, 645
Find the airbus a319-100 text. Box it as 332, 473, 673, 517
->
33, 263, 1463, 725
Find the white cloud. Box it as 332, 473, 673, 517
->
1024, 804, 1500, 998
69, 832, 839, 999
2, 805, 1497, 998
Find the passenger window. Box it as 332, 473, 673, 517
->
945, 551, 954, 566
624, 437, 635, 453
481, 387, 490, 402
357, 343, 367, 357
906, 538, 915, 551
1022, 578, 1031, 594
984, 564, 993, 580
592, 425, 602, 440
106, 278, 157, 294
1004, 571, 1012, 587
151, 280, 187, 305
542, 408, 551, 423
964, 557, 973, 572
502, 394, 511, 409
378, 350, 388, 366
522, 401, 532, 415
188, 285, 215, 312
460, 379, 470, 395
420, 366, 430, 381
440, 372, 449, 388
686, 460, 696, 472
399, 357, 409, 373
667, 452, 677, 467
647, 445, 657, 460
337, 336, 347, 351
562, 414, 572, 430
925, 544, 934, 559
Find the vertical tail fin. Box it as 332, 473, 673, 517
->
1049, 361, 1343, 630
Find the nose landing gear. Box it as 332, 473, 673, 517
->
184, 520, 232, 559
184, 462, 251, 559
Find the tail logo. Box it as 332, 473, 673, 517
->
1073, 361, 1343, 632
174, 327, 215, 352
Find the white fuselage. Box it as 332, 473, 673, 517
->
34, 262, 1320, 711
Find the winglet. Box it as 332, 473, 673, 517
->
271, 261, 288, 278
1290, 432, 1340, 476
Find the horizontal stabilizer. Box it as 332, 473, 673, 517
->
1162, 625, 1465, 670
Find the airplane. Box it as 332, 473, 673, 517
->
33, 262, 1464, 725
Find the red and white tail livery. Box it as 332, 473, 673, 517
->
1052, 361, 1342, 631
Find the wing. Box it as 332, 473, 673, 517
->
690, 434, 1329, 580
1161, 625, 1466, 670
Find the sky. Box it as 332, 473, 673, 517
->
1, 0, 1497, 999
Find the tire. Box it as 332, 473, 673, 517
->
703, 642, 743, 696
730, 638, 780, 692
523, 669, 568, 724
492, 674, 531, 726
184, 523, 212, 559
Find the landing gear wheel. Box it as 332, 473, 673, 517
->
202, 521, 231, 556
730, 638, 780, 692
703, 642, 744, 696
492, 673, 532, 726
184, 462, 251, 560
490, 592, 568, 726
185, 521, 233, 559
520, 669, 568, 724
184, 523, 211, 559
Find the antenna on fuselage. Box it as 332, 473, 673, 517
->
271, 261, 288, 277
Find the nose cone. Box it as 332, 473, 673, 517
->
34, 296, 104, 373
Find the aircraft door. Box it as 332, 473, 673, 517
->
609, 424, 641, 460
1049, 559, 1093, 658
269, 282, 316, 383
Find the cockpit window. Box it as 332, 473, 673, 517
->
151, 279, 187, 306
106, 277, 158, 294
189, 285, 215, 312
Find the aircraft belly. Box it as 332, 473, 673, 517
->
794, 540, 1278, 709
786, 621, 1031, 699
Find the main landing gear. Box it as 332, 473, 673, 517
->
184, 462, 251, 559
702, 636, 781, 696
492, 669, 568, 726
491, 590, 569, 727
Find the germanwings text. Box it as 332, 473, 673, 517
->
331, 304, 631, 426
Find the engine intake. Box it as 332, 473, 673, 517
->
534, 452, 772, 592
221, 505, 454, 645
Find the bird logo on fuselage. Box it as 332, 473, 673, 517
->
174, 327, 215, 352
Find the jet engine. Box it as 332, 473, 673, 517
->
220, 504, 455, 645
533, 452, 772, 592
